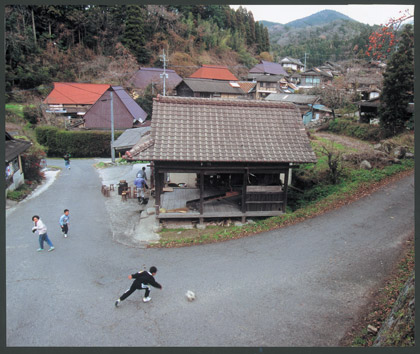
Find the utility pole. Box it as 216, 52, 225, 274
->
110, 90, 115, 163
304, 52, 308, 72
159, 49, 168, 96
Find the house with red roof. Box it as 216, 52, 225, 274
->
189, 65, 239, 81
43, 82, 110, 118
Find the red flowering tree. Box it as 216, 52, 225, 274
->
366, 9, 413, 61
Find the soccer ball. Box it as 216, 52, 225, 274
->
185, 290, 195, 301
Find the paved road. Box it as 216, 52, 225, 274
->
6, 159, 414, 346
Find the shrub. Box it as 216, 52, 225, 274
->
23, 105, 41, 125
322, 118, 383, 141
35, 126, 122, 157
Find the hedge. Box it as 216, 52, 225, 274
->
323, 119, 384, 142
35, 126, 123, 157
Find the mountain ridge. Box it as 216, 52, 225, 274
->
260, 9, 358, 29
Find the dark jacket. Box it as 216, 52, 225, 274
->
131, 271, 162, 289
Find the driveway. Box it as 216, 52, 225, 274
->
5, 158, 414, 346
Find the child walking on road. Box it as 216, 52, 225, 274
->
32, 215, 55, 252
64, 153, 71, 169
115, 266, 162, 307
59, 209, 70, 238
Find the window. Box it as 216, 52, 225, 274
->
12, 158, 19, 173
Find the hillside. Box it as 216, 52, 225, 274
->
5, 4, 270, 100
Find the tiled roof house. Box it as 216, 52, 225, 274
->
279, 57, 305, 72
126, 96, 316, 222
299, 67, 334, 89
175, 78, 245, 99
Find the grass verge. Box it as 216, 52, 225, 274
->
339, 231, 414, 346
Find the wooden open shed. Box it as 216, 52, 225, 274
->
126, 96, 317, 223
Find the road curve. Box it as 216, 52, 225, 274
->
6, 159, 414, 346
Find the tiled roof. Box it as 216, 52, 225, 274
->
238, 81, 256, 93
126, 136, 154, 160
302, 67, 334, 78
128, 96, 317, 164
280, 57, 304, 66
43, 82, 110, 104
189, 65, 238, 81
248, 74, 285, 83
128, 67, 183, 90
179, 78, 245, 95
249, 61, 289, 76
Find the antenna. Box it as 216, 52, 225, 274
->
159, 49, 169, 96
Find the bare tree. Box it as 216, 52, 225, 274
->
316, 141, 344, 184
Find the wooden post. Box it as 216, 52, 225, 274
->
242, 169, 248, 213
199, 171, 204, 215
150, 162, 155, 189
283, 169, 289, 213
155, 168, 161, 216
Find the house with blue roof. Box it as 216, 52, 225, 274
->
84, 86, 148, 130
247, 60, 291, 99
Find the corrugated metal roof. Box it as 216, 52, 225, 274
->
266, 93, 319, 105
112, 127, 151, 149
308, 104, 333, 112
128, 96, 317, 164
180, 78, 245, 94
5, 133, 32, 162
43, 82, 110, 104
189, 65, 238, 81
249, 61, 289, 76
128, 67, 182, 90
112, 86, 147, 122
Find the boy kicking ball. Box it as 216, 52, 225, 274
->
115, 266, 162, 307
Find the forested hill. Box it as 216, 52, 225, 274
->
5, 4, 270, 99
262, 10, 375, 68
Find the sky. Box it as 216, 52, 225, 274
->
229, 4, 415, 26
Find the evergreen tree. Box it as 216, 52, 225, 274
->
121, 5, 150, 64
263, 26, 270, 52
379, 24, 414, 136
